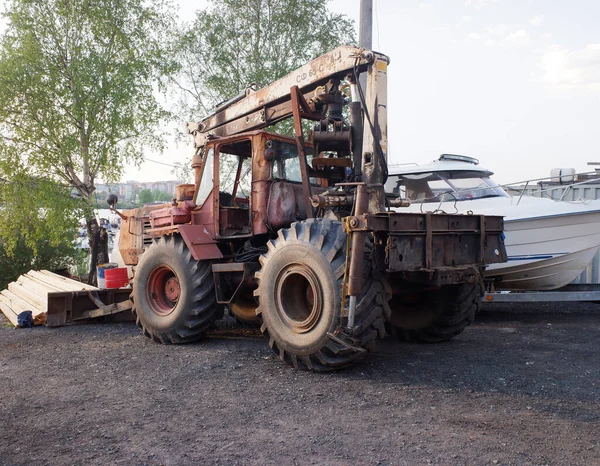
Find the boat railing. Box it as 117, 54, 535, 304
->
406, 170, 600, 210
499, 170, 600, 204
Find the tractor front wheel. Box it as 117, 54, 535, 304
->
254, 219, 388, 371
132, 235, 218, 343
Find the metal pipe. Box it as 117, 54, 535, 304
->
347, 295, 357, 328
387, 197, 411, 208
310, 194, 354, 209
346, 184, 369, 329
359, 0, 373, 50
349, 101, 363, 180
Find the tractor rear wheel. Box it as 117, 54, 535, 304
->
386, 280, 483, 343
132, 235, 217, 343
254, 219, 389, 371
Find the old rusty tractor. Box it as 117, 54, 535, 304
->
117, 46, 506, 371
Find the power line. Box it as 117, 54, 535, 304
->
142, 157, 182, 168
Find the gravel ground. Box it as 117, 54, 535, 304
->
0, 302, 599, 465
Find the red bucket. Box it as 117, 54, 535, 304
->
104, 267, 129, 289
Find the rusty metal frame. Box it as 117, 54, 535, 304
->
46, 288, 133, 327
187, 46, 384, 148
213, 138, 253, 237
346, 212, 506, 274
212, 262, 260, 304
290, 85, 318, 219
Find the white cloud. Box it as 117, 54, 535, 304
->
504, 30, 531, 47
420, 2, 435, 12
483, 26, 532, 48
530, 15, 544, 27
536, 43, 600, 92
467, 32, 481, 40
543, 32, 552, 40
465, 0, 500, 10
462, 15, 473, 23
488, 24, 508, 37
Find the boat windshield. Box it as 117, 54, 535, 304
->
385, 170, 509, 202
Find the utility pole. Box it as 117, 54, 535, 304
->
359, 0, 373, 49
358, 0, 373, 99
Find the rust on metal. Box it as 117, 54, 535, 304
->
212, 262, 260, 304
187, 46, 385, 148
150, 200, 196, 228
346, 184, 369, 297
176, 184, 195, 201
178, 224, 223, 261
290, 85, 315, 219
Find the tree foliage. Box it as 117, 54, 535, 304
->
138, 188, 154, 204
174, 0, 356, 118
154, 190, 173, 202
0, 0, 179, 283
0, 0, 178, 205
0, 170, 85, 288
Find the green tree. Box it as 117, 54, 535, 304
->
154, 190, 173, 202
174, 0, 355, 118
139, 188, 154, 204
0, 0, 178, 282
170, 0, 355, 180
0, 170, 85, 289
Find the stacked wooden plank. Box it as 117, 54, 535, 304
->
0, 270, 98, 327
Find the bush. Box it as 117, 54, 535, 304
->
0, 174, 85, 289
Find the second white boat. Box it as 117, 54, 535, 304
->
386, 154, 600, 290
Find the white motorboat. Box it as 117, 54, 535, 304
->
385, 154, 600, 290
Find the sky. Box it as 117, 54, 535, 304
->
2, 0, 599, 184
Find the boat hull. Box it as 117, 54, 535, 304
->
485, 210, 600, 290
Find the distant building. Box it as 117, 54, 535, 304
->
119, 184, 134, 201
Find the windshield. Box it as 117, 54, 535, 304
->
385, 170, 509, 202
271, 140, 318, 185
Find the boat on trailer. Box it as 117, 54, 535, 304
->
386, 154, 600, 290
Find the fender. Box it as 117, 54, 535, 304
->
177, 224, 223, 261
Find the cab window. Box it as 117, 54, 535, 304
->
271, 140, 317, 184
195, 148, 214, 207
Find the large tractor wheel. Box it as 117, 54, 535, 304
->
254, 218, 389, 372
386, 279, 484, 343
132, 235, 218, 344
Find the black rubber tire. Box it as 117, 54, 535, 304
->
228, 295, 261, 328
386, 280, 484, 343
132, 235, 217, 344
254, 218, 389, 372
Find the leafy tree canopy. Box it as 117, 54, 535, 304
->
175, 0, 356, 118
171, 0, 356, 179
0, 166, 85, 288
154, 190, 173, 202
0, 0, 178, 206
138, 188, 154, 204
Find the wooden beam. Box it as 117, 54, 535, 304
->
27, 271, 96, 292
1, 290, 44, 317
0, 302, 19, 327
18, 275, 62, 294
0, 294, 32, 322
39, 270, 98, 290
8, 283, 46, 313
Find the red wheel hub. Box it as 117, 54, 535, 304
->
146, 266, 180, 316
165, 277, 180, 302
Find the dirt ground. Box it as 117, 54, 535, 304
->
0, 302, 598, 465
